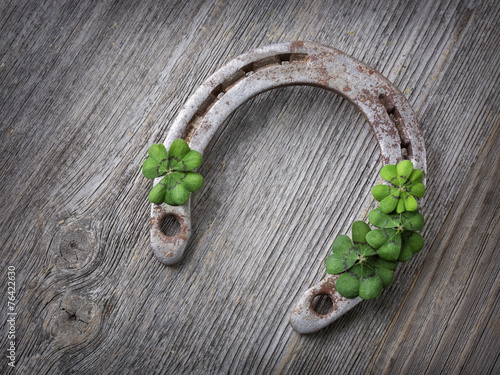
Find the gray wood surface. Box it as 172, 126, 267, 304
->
1, 0, 499, 374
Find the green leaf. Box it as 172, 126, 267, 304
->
367, 228, 403, 261
408, 168, 423, 184
144, 138, 205, 206
148, 143, 168, 162
326, 253, 355, 274
405, 231, 425, 253
401, 211, 425, 231
163, 172, 190, 206
327, 235, 357, 274
398, 244, 414, 262
169, 171, 185, 186
358, 264, 383, 299
331, 235, 352, 253
408, 182, 425, 198
404, 193, 418, 211
399, 231, 425, 262
143, 144, 169, 178
375, 257, 398, 271
335, 262, 389, 299
374, 266, 394, 288
394, 192, 404, 213
164, 184, 176, 205
172, 150, 203, 171
369, 208, 389, 228
396, 198, 405, 213
352, 221, 371, 244
171, 182, 190, 205
336, 271, 360, 298
326, 255, 344, 274
380, 189, 400, 213
396, 160, 413, 186
168, 139, 190, 168
376, 231, 402, 261
372, 184, 391, 202
356, 244, 377, 257
181, 172, 204, 192
366, 228, 397, 249
366, 257, 396, 288
380, 164, 399, 185
142, 158, 167, 179
369, 208, 399, 228
148, 176, 168, 204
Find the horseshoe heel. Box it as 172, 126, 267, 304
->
150, 41, 426, 333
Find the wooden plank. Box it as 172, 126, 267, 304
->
0, 0, 499, 373
365, 119, 500, 374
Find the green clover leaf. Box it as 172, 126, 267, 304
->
142, 143, 169, 178
142, 139, 204, 206
371, 160, 425, 213
365, 256, 397, 288
398, 231, 425, 262
366, 207, 425, 261
336, 263, 383, 300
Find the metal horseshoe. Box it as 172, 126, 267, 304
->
149, 41, 426, 334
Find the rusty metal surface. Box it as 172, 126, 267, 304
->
149, 41, 426, 333
150, 202, 191, 265
289, 275, 363, 334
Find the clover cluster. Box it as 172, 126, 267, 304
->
325, 160, 426, 300
142, 139, 204, 206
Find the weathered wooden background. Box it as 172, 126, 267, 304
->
1, 0, 499, 374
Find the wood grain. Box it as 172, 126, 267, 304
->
0, 0, 499, 374
366, 118, 500, 375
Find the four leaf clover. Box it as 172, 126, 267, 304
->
327, 221, 397, 299
142, 139, 204, 206
366, 208, 424, 262
371, 160, 425, 213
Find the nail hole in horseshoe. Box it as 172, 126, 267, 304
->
211, 84, 225, 99
241, 62, 254, 77
161, 215, 181, 237
379, 93, 411, 159
312, 294, 334, 316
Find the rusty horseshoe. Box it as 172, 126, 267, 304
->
149, 41, 426, 334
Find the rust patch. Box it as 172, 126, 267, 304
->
290, 40, 305, 52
